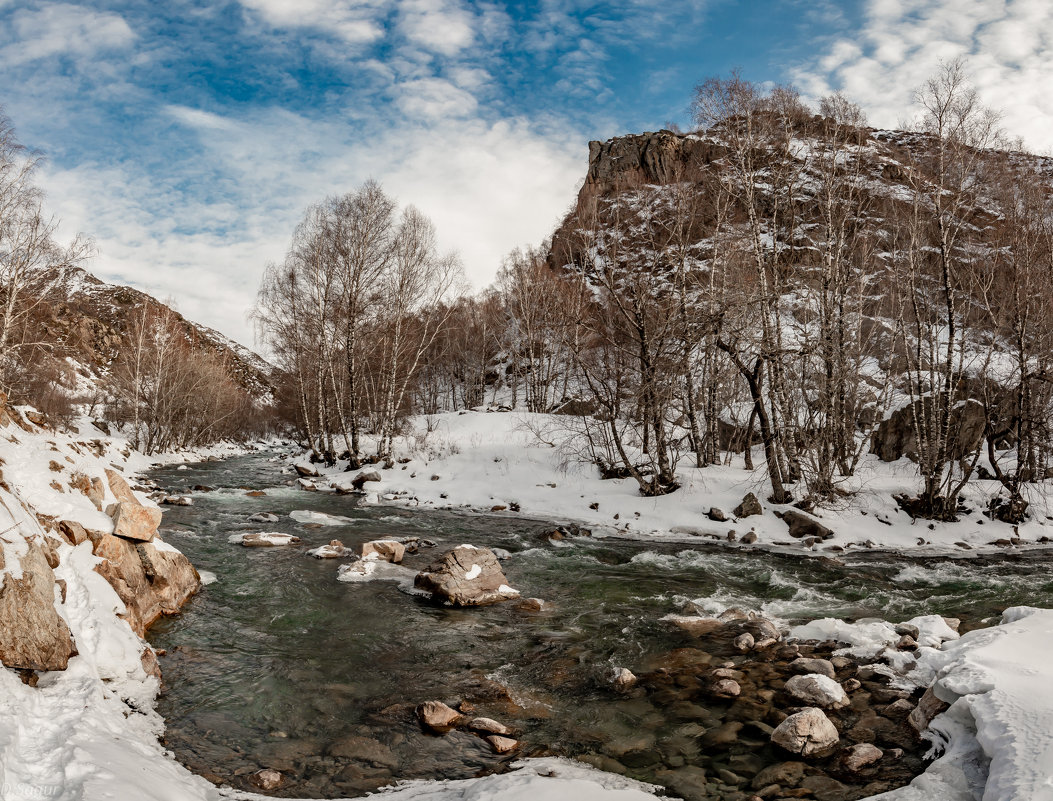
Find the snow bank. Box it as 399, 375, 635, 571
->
291, 410, 1053, 556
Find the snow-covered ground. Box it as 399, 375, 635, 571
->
305, 410, 1053, 555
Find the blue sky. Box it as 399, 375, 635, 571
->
1, 0, 1050, 347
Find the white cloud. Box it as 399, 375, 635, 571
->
0, 3, 134, 67
396, 77, 478, 118
40, 105, 585, 348
794, 0, 1053, 151
238, 0, 391, 45
398, 0, 475, 56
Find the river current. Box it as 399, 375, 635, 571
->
147, 452, 1053, 799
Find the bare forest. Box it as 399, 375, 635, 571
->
257, 62, 1053, 523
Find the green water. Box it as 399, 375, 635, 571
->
147, 452, 1053, 798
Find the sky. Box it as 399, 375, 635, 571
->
2, 0, 1053, 349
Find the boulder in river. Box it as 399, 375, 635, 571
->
416, 700, 462, 733
414, 545, 520, 606
486, 735, 518, 754
361, 540, 406, 564
771, 707, 840, 757
790, 657, 836, 679
251, 769, 284, 790
842, 742, 883, 772
248, 513, 280, 523
293, 463, 319, 478
785, 674, 849, 708
308, 540, 353, 558
160, 495, 193, 506
468, 717, 512, 736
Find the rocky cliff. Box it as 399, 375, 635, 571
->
29, 264, 276, 404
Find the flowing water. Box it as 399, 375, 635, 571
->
148, 453, 1053, 798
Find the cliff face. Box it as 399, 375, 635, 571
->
583, 130, 724, 195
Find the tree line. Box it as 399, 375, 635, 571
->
258, 61, 1053, 523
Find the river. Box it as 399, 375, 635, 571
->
147, 452, 1053, 799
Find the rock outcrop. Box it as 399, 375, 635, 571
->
0, 539, 76, 671
84, 528, 201, 637
871, 398, 986, 462
584, 130, 724, 195
414, 545, 520, 606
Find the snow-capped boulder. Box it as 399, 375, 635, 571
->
231, 532, 301, 547
351, 470, 382, 490
308, 540, 353, 558
414, 545, 520, 606
361, 539, 406, 563
293, 463, 319, 478
784, 674, 849, 709
771, 708, 840, 757
0, 539, 76, 671
104, 468, 162, 542
248, 512, 280, 523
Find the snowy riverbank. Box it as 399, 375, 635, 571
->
3, 406, 1053, 801
297, 410, 1053, 556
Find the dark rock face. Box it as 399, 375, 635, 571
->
584, 131, 725, 194
871, 398, 986, 462
0, 540, 76, 671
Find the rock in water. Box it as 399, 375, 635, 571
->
251, 769, 283, 790
414, 545, 520, 606
308, 540, 352, 558
361, 539, 406, 563
771, 708, 840, 757
843, 743, 883, 772
293, 463, 319, 477
790, 657, 836, 679
486, 735, 519, 754
784, 674, 849, 708
417, 701, 463, 733
609, 667, 637, 691
469, 717, 512, 736
235, 533, 301, 547
0, 540, 76, 671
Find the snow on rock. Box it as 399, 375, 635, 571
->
228, 532, 301, 547
784, 674, 849, 709
307, 540, 354, 559
414, 545, 521, 606
337, 555, 418, 588
873, 607, 1053, 801
290, 509, 355, 526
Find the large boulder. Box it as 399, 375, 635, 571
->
414, 545, 520, 606
872, 398, 986, 463
781, 510, 834, 540
109, 502, 162, 542
0, 540, 76, 671
784, 674, 849, 709
771, 707, 840, 757
734, 492, 763, 518
361, 539, 406, 563
105, 468, 161, 542
88, 530, 201, 636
